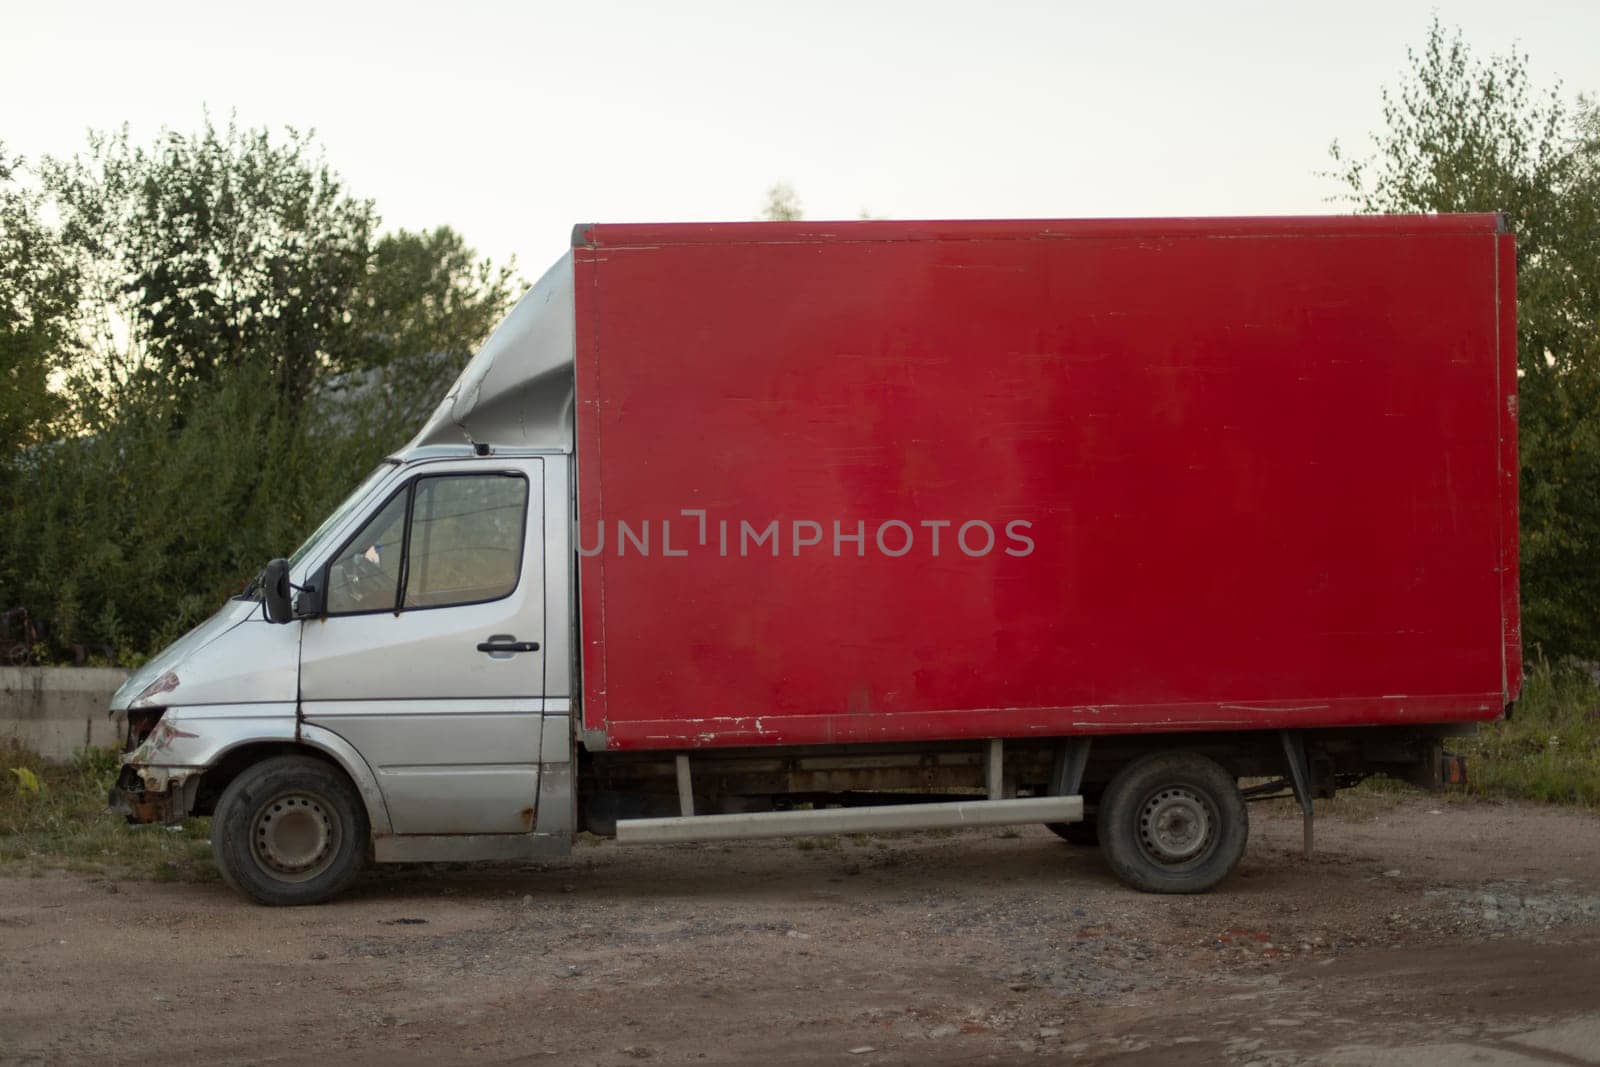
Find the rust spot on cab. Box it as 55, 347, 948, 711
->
520, 806, 535, 828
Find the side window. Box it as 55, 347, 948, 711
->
322, 472, 528, 616
404, 475, 528, 608
324, 491, 407, 614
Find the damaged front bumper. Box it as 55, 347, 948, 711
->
109, 763, 201, 826
110, 709, 207, 826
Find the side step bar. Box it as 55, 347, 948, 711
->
615, 795, 1083, 845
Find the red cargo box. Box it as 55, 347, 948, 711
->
572, 216, 1519, 750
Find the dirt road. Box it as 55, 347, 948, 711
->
3, 796, 1599, 1065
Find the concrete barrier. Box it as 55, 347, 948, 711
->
0, 667, 129, 759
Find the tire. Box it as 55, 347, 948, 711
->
1097, 751, 1247, 894
1045, 819, 1099, 846
210, 755, 369, 906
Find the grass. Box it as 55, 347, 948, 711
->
1454, 657, 1600, 806
0, 740, 217, 882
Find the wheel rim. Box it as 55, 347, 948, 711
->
1135, 786, 1217, 867
249, 791, 341, 883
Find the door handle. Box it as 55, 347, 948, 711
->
477, 635, 541, 654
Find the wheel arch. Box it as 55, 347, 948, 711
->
192, 728, 392, 836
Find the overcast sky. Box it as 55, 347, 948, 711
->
7, 0, 1598, 280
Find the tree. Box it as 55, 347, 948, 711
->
40, 123, 366, 417
1330, 20, 1600, 661
0, 119, 518, 662
760, 182, 803, 221
0, 146, 78, 455
346, 226, 518, 429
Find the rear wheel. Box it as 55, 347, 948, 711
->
1098, 751, 1246, 894
211, 755, 369, 906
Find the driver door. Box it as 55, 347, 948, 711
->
300, 459, 546, 835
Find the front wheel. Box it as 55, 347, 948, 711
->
211, 755, 369, 906
1098, 751, 1247, 894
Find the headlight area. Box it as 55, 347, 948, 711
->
125, 707, 166, 752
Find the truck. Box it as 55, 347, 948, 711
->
109, 214, 1521, 905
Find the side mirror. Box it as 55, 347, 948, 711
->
261, 558, 294, 624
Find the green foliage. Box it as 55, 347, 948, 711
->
0, 118, 517, 662
1330, 19, 1600, 659
42, 122, 375, 413
1457, 658, 1600, 805
0, 145, 79, 457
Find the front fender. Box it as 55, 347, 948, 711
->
119, 704, 394, 836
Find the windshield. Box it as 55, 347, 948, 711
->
287, 461, 400, 571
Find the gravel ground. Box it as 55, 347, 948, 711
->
2, 795, 1598, 1065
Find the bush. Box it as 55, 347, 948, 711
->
1458, 658, 1600, 806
